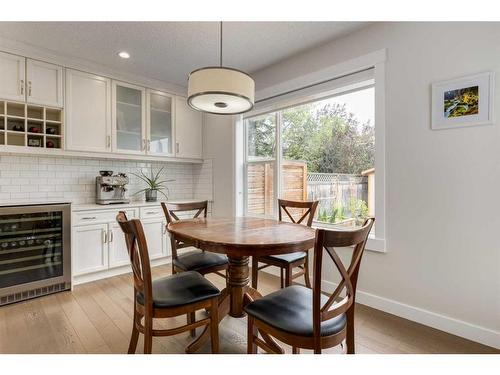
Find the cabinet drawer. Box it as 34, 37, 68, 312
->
139, 206, 164, 219
74, 208, 137, 225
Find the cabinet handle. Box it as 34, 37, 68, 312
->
28, 81, 32, 96
107, 135, 111, 149
20, 80, 24, 95
146, 211, 157, 215
109, 229, 114, 242
176, 142, 180, 154
142, 139, 146, 151
102, 229, 107, 244
147, 139, 151, 151
82, 216, 97, 220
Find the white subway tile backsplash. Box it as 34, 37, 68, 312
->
0, 154, 213, 205
1, 185, 20, 193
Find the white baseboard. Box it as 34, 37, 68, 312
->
321, 280, 500, 350
72, 257, 171, 286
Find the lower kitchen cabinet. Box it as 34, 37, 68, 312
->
73, 223, 109, 275
142, 219, 169, 260
72, 205, 171, 279
108, 222, 130, 268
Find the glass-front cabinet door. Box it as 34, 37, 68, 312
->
146, 90, 174, 156
112, 81, 146, 154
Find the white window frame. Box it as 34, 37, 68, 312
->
239, 50, 386, 252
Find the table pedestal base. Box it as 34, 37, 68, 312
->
185, 255, 264, 353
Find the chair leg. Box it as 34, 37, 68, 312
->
292, 346, 300, 354
280, 267, 284, 289
346, 305, 355, 354
247, 316, 257, 354
209, 298, 219, 353
251, 257, 258, 289
143, 316, 153, 354
303, 252, 312, 288
128, 309, 140, 354
285, 265, 293, 287
187, 312, 196, 337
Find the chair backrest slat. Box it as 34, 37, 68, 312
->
312, 218, 375, 338
116, 211, 153, 306
278, 199, 319, 227
161, 201, 208, 258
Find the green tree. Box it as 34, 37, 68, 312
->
281, 102, 374, 174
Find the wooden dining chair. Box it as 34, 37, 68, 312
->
116, 211, 220, 354
251, 199, 319, 290
245, 217, 374, 354
161, 201, 229, 280
162, 201, 228, 337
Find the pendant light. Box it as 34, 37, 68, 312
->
187, 22, 255, 115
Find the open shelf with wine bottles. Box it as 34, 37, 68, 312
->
0, 100, 63, 149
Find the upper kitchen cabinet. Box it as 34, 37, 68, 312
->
175, 96, 202, 159
146, 89, 174, 156
65, 69, 112, 153
112, 81, 146, 154
0, 52, 63, 107
26, 59, 64, 107
0, 52, 26, 102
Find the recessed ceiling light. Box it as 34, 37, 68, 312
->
118, 51, 130, 59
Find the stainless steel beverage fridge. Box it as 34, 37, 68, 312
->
0, 203, 71, 305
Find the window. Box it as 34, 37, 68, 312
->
244, 80, 377, 235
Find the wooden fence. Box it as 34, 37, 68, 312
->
246, 160, 369, 218
307, 173, 368, 217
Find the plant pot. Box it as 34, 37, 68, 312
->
145, 189, 157, 202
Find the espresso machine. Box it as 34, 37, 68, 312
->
95, 171, 130, 205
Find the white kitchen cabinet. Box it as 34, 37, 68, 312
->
146, 89, 174, 156
108, 222, 130, 268
174, 96, 202, 159
26, 59, 63, 107
112, 81, 146, 154
73, 223, 109, 276
0, 53, 63, 107
142, 219, 167, 260
72, 205, 171, 283
65, 69, 112, 152
0, 51, 26, 102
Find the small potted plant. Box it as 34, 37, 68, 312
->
132, 167, 174, 202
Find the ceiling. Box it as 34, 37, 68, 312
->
0, 22, 370, 87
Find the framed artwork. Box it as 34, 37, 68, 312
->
431, 72, 494, 130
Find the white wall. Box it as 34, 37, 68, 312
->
202, 114, 236, 217
204, 22, 500, 347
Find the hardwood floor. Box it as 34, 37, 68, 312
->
0, 264, 497, 354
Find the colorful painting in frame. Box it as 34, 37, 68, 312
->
431, 72, 494, 130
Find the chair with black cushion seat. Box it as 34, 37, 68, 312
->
161, 201, 228, 279
162, 201, 228, 337
245, 218, 374, 354
116, 211, 220, 354
252, 199, 319, 290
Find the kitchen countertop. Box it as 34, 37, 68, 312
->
0, 198, 212, 210
72, 198, 212, 212
0, 199, 72, 207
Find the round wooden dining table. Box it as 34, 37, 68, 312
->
167, 216, 316, 353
